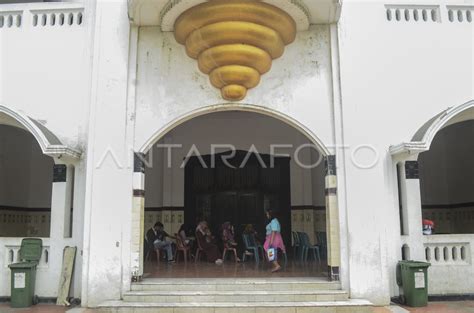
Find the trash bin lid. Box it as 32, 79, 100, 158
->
8, 261, 37, 269
398, 260, 431, 268
19, 238, 43, 262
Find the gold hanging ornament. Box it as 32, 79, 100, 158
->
174, 0, 297, 101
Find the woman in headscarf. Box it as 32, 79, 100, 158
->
221, 221, 241, 262
195, 221, 223, 265
221, 222, 238, 247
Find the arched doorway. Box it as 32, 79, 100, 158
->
391, 100, 474, 295
418, 112, 474, 234
0, 124, 54, 237
131, 108, 341, 281
0, 104, 82, 298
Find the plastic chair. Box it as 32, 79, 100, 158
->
174, 233, 191, 263
316, 232, 327, 260
222, 242, 239, 262
194, 232, 206, 263
291, 231, 301, 260
299, 232, 321, 263
242, 234, 264, 263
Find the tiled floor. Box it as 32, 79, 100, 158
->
143, 259, 326, 278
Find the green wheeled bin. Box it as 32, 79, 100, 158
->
396, 260, 431, 307
8, 238, 42, 308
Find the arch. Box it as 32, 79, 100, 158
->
138, 103, 331, 156
390, 99, 474, 155
0, 104, 81, 160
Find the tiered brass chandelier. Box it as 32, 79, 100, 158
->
174, 0, 297, 101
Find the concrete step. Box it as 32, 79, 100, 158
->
123, 290, 349, 303
97, 299, 374, 313
131, 278, 341, 292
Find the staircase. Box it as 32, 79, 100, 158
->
98, 278, 374, 313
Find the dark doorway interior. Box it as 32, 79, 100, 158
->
184, 150, 291, 245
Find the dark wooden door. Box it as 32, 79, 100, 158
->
185, 151, 291, 244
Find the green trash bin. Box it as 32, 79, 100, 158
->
8, 238, 42, 308
396, 260, 431, 307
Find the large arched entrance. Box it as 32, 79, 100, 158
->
131, 108, 341, 281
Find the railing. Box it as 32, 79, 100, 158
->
0, 2, 84, 29
2, 238, 50, 269
422, 234, 474, 294
423, 234, 472, 265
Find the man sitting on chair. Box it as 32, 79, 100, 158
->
146, 222, 176, 263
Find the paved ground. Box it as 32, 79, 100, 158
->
0, 302, 473, 313
402, 301, 474, 312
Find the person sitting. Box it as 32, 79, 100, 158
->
146, 222, 176, 263
221, 221, 241, 262
243, 223, 261, 257
178, 224, 192, 246
196, 221, 223, 265
222, 222, 238, 247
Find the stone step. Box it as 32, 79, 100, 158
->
123, 290, 349, 303
97, 299, 374, 313
131, 278, 341, 292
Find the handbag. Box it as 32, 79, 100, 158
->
267, 247, 277, 262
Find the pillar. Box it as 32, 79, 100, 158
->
131, 153, 146, 280
325, 155, 341, 281
397, 156, 425, 261
49, 163, 74, 296
50, 164, 73, 239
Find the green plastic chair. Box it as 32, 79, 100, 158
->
298, 232, 321, 263
242, 234, 264, 263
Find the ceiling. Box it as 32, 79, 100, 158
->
128, 0, 341, 30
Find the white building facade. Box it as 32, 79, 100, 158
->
0, 0, 473, 309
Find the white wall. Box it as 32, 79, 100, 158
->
0, 2, 89, 148
133, 25, 335, 154
0, 1, 91, 300
338, 0, 473, 303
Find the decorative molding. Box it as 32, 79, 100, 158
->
291, 205, 325, 211
390, 99, 474, 156
138, 103, 331, 157
0, 206, 51, 212
0, 104, 82, 160
144, 207, 185, 212
160, 0, 310, 32
385, 4, 441, 23
422, 202, 474, 210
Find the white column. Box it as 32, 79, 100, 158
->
81, 0, 132, 306
398, 156, 425, 261
49, 163, 74, 298
50, 164, 73, 240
